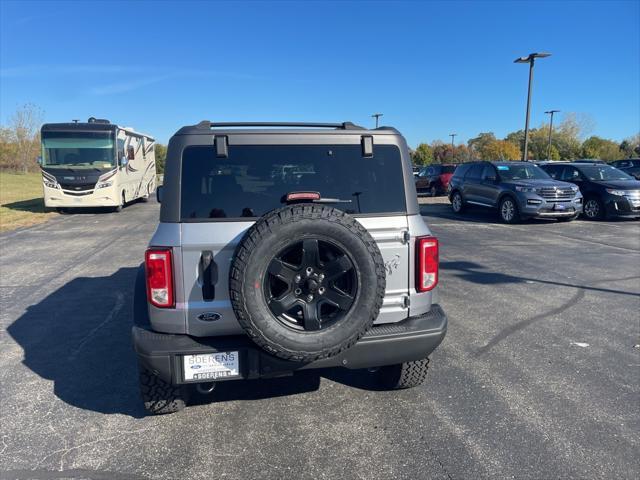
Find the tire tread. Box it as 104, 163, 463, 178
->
229, 204, 386, 363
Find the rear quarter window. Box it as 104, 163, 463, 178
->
180, 144, 407, 220
453, 164, 471, 178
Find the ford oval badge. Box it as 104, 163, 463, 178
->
197, 312, 222, 322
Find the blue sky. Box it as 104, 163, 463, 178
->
1, 0, 638, 147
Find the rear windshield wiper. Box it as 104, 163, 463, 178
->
284, 191, 353, 204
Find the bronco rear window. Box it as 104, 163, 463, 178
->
180, 144, 406, 220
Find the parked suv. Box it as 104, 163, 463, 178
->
609, 159, 640, 180
541, 162, 640, 220
133, 121, 448, 414
448, 161, 583, 223
415, 164, 457, 196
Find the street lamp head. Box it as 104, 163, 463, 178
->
371, 113, 383, 117
514, 52, 552, 63
544, 109, 560, 114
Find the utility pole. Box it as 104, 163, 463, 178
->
544, 109, 560, 160
371, 113, 383, 128
449, 133, 457, 162
514, 52, 551, 161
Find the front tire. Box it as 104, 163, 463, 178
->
451, 191, 465, 213
139, 366, 188, 415
499, 196, 520, 224
113, 192, 125, 212
583, 197, 605, 220
378, 358, 430, 389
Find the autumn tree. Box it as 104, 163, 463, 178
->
480, 140, 521, 160
0, 104, 44, 172
468, 132, 496, 159
620, 134, 640, 157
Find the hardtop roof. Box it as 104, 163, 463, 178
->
173, 120, 401, 137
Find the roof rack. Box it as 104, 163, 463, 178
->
195, 121, 365, 130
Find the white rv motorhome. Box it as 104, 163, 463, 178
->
40, 117, 156, 211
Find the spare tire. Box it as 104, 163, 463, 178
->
229, 204, 386, 363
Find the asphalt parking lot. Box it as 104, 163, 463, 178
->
0, 199, 638, 480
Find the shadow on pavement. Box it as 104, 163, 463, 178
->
6, 265, 373, 415
7, 267, 146, 418
441, 260, 640, 297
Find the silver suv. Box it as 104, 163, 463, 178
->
132, 121, 447, 414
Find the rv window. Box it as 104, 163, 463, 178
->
41, 131, 115, 169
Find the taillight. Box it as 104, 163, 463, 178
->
145, 248, 175, 308
416, 236, 439, 292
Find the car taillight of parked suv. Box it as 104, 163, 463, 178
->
448, 161, 583, 223
415, 164, 458, 197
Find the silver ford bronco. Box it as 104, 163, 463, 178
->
132, 121, 447, 414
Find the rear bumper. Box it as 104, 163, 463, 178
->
132, 305, 448, 385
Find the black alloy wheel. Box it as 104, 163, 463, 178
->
264, 238, 357, 331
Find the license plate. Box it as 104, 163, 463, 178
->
554, 203, 566, 210
183, 352, 240, 381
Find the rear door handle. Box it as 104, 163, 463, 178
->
199, 251, 217, 301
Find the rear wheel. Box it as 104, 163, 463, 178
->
583, 197, 605, 220
499, 196, 520, 224
451, 191, 465, 213
378, 358, 430, 389
138, 365, 189, 415
140, 184, 152, 203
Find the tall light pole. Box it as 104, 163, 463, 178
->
449, 133, 457, 162
514, 52, 551, 161
544, 109, 560, 160
371, 113, 383, 128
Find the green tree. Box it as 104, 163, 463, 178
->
581, 136, 624, 161
154, 143, 167, 174
411, 143, 434, 165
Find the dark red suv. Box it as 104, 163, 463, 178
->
415, 164, 458, 196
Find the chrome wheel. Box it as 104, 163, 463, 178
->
501, 199, 515, 222
452, 193, 463, 212
584, 199, 600, 219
